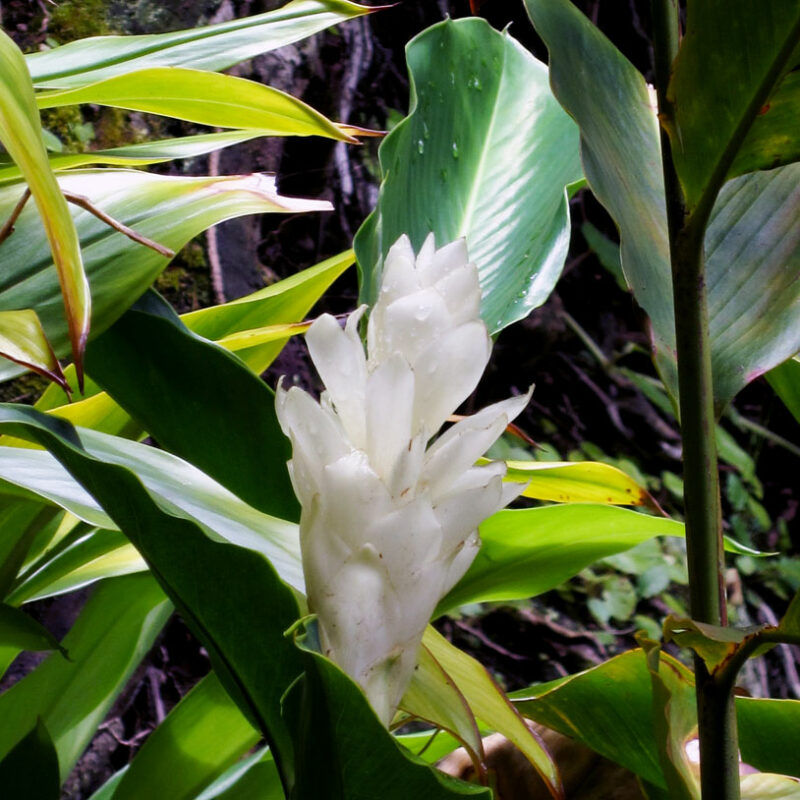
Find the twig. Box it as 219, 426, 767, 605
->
206, 147, 227, 305
63, 191, 174, 258
0, 188, 31, 246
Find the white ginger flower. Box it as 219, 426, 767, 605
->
276, 234, 531, 726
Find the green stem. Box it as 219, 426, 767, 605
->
651, 3, 739, 799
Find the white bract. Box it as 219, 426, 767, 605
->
276, 234, 530, 725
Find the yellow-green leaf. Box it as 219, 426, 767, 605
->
0, 31, 90, 384
419, 626, 562, 798
483, 457, 656, 507
0, 310, 66, 391
37, 67, 357, 141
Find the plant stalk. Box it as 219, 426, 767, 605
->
651, 2, 739, 798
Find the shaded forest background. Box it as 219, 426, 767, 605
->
0, 1, 797, 796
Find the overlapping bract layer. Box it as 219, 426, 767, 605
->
277, 234, 530, 725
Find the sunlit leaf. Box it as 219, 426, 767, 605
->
37, 68, 356, 141
0, 603, 66, 657
355, 17, 582, 333
111, 672, 259, 800
0, 573, 171, 778
419, 626, 562, 797
26, 0, 377, 89
0, 32, 89, 383
0, 310, 66, 391
0, 170, 331, 384
766, 355, 800, 427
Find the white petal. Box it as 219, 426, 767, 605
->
306, 309, 368, 448
365, 354, 416, 487
411, 322, 492, 436
422, 388, 532, 495
374, 287, 452, 369
432, 469, 505, 551
439, 529, 481, 596
433, 261, 482, 324
414, 232, 437, 276
423, 238, 469, 287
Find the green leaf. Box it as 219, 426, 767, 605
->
0, 603, 66, 657
0, 310, 66, 391
0, 573, 171, 778
437, 505, 686, 614
9, 529, 143, 605
195, 748, 283, 800
111, 672, 259, 800
663, 615, 759, 672
524, 0, 800, 410
0, 403, 304, 791
491, 457, 657, 507
514, 649, 674, 788
0, 131, 272, 183
766, 356, 800, 427
354, 17, 582, 333
0, 169, 330, 384
419, 626, 562, 797
738, 697, 800, 778
399, 641, 485, 771
37, 68, 355, 141
26, 0, 375, 89
183, 248, 354, 374
0, 31, 90, 382
284, 643, 490, 799
667, 2, 800, 208
732, 71, 800, 180
639, 638, 699, 800
0, 428, 305, 597
0, 501, 56, 597
0, 719, 60, 800
85, 291, 299, 521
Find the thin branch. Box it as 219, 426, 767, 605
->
0, 188, 31, 246
63, 191, 175, 258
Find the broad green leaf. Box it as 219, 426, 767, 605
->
399, 641, 485, 771
700, 164, 800, 406
732, 71, 800, 180
85, 291, 299, 521
667, 2, 800, 208
0, 310, 66, 390
0, 403, 305, 791
37, 68, 355, 141
354, 17, 582, 333
0, 446, 112, 528
514, 649, 688, 789
26, 0, 376, 89
195, 748, 283, 800
0, 170, 331, 384
0, 573, 171, 778
490, 457, 656, 506
0, 603, 66, 656
0, 719, 60, 800
0, 426, 305, 603
284, 642, 489, 799
0, 32, 90, 381
738, 698, 800, 778
516, 652, 800, 788
420, 626, 562, 797
112, 672, 259, 800
767, 356, 800, 427
437, 505, 685, 614
525, 0, 800, 410
0, 131, 271, 183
